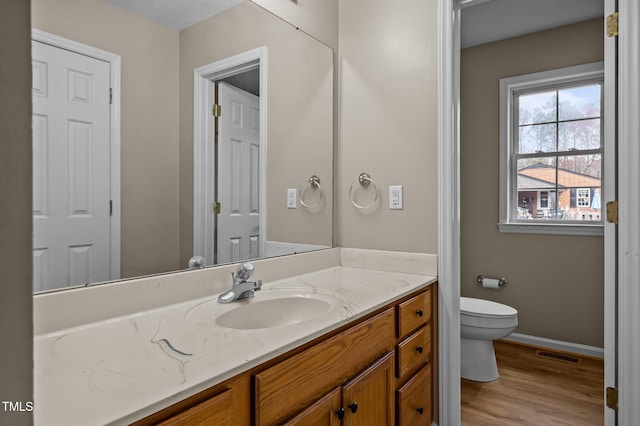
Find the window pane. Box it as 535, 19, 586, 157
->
558, 84, 601, 121
516, 155, 602, 222
557, 154, 602, 222
558, 119, 601, 151
516, 157, 560, 220
558, 153, 602, 180
519, 91, 556, 125
518, 123, 556, 153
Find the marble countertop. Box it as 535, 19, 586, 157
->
34, 264, 436, 425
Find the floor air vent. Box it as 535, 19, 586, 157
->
535, 350, 583, 365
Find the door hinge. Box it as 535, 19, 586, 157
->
212, 104, 221, 118
109, 88, 113, 105
606, 12, 619, 37
109, 200, 113, 216
606, 387, 618, 411
213, 202, 221, 214
606, 200, 618, 224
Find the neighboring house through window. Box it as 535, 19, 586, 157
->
499, 62, 604, 235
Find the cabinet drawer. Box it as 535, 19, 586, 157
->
396, 364, 432, 425
254, 308, 395, 426
158, 388, 232, 426
396, 323, 430, 379
397, 289, 431, 339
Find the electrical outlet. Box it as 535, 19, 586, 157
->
389, 185, 403, 209
287, 188, 297, 209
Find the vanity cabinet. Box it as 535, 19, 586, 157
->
132, 284, 436, 426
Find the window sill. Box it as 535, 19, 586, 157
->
497, 222, 604, 236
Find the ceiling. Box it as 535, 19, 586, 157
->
103, 0, 605, 49
461, 0, 605, 48
103, 0, 245, 31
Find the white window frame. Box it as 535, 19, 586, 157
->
538, 190, 550, 209
498, 62, 604, 236
577, 188, 591, 207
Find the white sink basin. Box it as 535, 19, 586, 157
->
215, 290, 340, 330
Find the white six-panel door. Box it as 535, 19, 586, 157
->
215, 82, 261, 264
32, 41, 112, 291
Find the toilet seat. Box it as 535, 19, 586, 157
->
461, 297, 517, 318
461, 297, 517, 329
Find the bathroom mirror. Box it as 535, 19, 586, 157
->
31, 0, 334, 293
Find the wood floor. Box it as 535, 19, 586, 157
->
461, 341, 604, 425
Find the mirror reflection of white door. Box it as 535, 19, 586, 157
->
32, 41, 112, 291
215, 82, 261, 264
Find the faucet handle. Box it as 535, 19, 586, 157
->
235, 262, 255, 281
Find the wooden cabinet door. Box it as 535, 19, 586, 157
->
342, 352, 394, 426
283, 388, 342, 426
158, 388, 232, 426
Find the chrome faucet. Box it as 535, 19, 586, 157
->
217, 263, 262, 304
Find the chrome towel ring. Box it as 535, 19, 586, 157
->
300, 175, 323, 209
349, 172, 378, 209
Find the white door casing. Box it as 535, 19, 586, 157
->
603, 0, 617, 424
193, 47, 267, 266
616, 1, 640, 423
443, 1, 640, 425
216, 82, 261, 264
438, 0, 461, 424
31, 30, 121, 291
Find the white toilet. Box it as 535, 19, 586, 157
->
460, 297, 518, 382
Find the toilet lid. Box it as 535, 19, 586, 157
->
461, 297, 517, 318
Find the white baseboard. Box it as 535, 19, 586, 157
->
501, 332, 604, 359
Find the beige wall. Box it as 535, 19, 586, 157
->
460, 19, 605, 347
0, 1, 33, 424
179, 1, 334, 265
338, 0, 439, 254
32, 0, 181, 279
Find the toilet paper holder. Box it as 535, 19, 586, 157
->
477, 275, 508, 287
